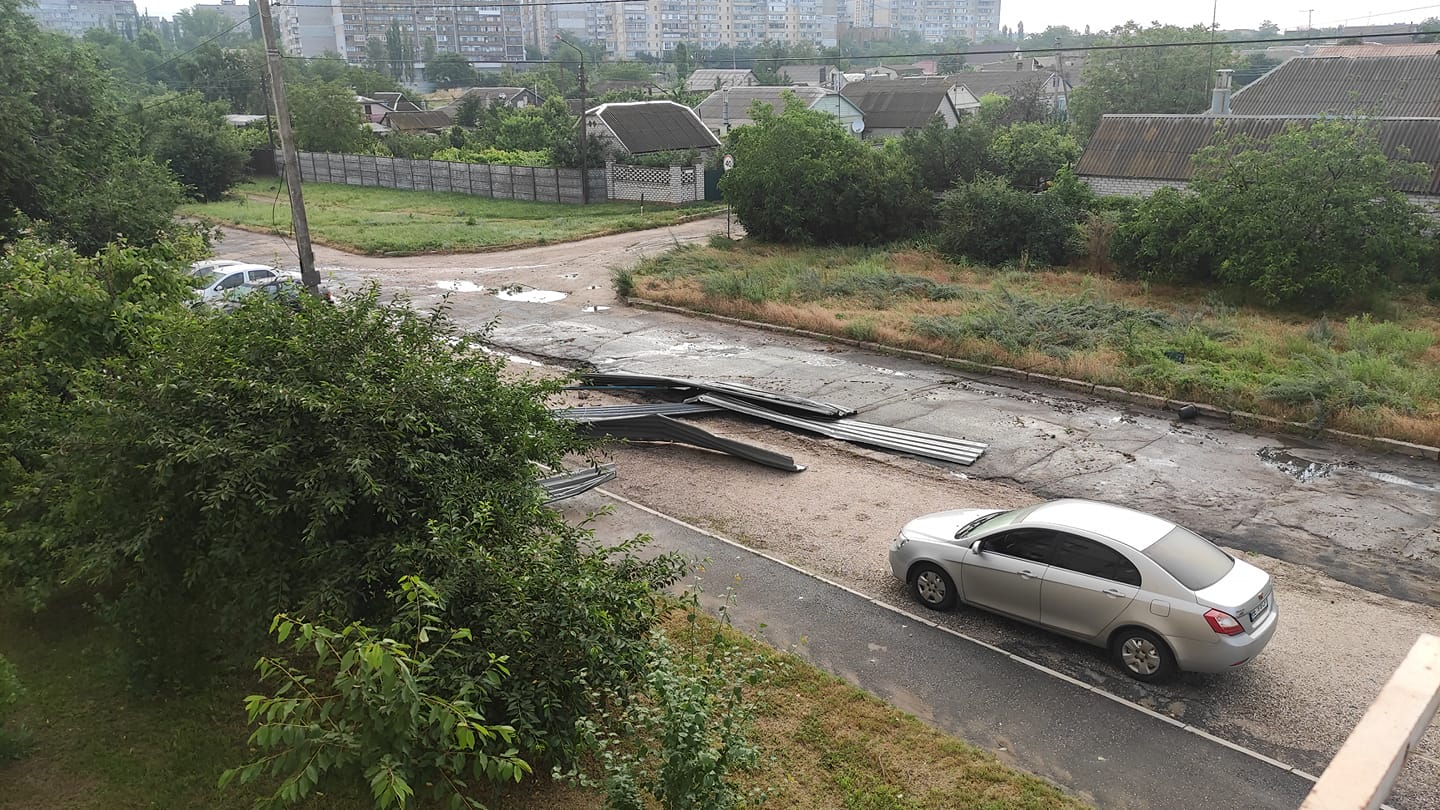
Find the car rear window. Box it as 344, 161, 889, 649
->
1142, 526, 1234, 590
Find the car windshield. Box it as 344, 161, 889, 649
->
955, 504, 1035, 539
1143, 526, 1234, 590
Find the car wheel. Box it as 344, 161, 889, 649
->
1111, 628, 1176, 682
909, 563, 957, 611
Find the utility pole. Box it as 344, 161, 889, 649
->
1299, 8, 1315, 29
556, 35, 589, 204
255, 0, 320, 296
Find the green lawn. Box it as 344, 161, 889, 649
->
0, 600, 1086, 810
181, 181, 723, 256
624, 240, 1440, 449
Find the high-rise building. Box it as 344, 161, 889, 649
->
278, 1, 342, 58
190, 0, 251, 25
23, 0, 139, 38
845, 0, 998, 42
276, 0, 527, 65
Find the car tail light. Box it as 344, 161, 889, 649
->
1204, 608, 1243, 636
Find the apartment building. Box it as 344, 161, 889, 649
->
276, 0, 526, 64
23, 0, 138, 38
850, 0, 999, 42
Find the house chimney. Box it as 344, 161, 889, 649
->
1209, 69, 1234, 115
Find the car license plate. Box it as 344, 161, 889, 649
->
1249, 592, 1269, 623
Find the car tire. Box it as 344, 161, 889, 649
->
1111, 627, 1176, 682
909, 563, 957, 611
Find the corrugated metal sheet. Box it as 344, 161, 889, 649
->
574, 373, 856, 419
1229, 56, 1440, 117
696, 394, 988, 466
553, 403, 722, 420
1076, 114, 1440, 194
593, 102, 721, 154
840, 82, 953, 129
538, 464, 617, 504
576, 414, 805, 472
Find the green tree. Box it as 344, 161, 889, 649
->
288, 79, 366, 152
173, 6, 254, 48
1068, 23, 1237, 135
720, 96, 929, 244
897, 117, 996, 193
1114, 120, 1434, 308
936, 177, 1085, 265
138, 92, 250, 200
426, 51, 476, 89
988, 122, 1081, 190
0, 0, 185, 252
0, 654, 27, 760
175, 44, 266, 113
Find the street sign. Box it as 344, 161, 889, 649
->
722, 154, 734, 171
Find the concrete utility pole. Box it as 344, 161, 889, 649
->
255, 0, 321, 296
556, 35, 589, 204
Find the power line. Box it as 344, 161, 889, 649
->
1319, 3, 1440, 26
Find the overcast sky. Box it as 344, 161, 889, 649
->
132, 0, 1440, 34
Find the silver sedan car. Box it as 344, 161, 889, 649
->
888, 499, 1277, 681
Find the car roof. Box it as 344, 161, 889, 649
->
1018, 499, 1175, 550
210, 263, 277, 275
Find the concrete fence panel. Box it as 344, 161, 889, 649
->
277, 150, 624, 205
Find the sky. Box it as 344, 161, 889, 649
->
133, 0, 1440, 34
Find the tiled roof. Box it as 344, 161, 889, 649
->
1076, 114, 1440, 195
1229, 56, 1440, 117
591, 101, 721, 154
840, 81, 953, 129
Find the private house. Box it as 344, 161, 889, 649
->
684, 69, 759, 94
356, 95, 387, 124
1312, 43, 1440, 57
371, 91, 421, 113
693, 86, 864, 137
955, 70, 1074, 116
778, 64, 843, 88
1075, 114, 1440, 205
584, 101, 722, 158
1228, 55, 1440, 116
441, 86, 544, 113
840, 80, 970, 138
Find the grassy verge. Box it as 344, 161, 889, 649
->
181, 181, 724, 256
624, 240, 1440, 448
0, 600, 1083, 810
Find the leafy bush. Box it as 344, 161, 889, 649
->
429, 146, 552, 166
935, 177, 1084, 266
1109, 187, 1216, 283
896, 117, 996, 192
222, 577, 529, 809
988, 123, 1082, 191
720, 96, 930, 245
0, 654, 28, 761
138, 92, 250, 201
561, 615, 768, 810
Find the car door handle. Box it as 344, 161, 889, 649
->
1018, 569, 1038, 579
1103, 588, 1126, 597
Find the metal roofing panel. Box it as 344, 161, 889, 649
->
574, 373, 856, 419
1313, 44, 1440, 58
576, 413, 804, 472
553, 403, 722, 420
538, 463, 617, 504
1076, 114, 1440, 194
594, 101, 722, 154
696, 394, 988, 466
840, 81, 953, 129
1229, 56, 1440, 117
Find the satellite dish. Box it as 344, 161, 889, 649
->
850, 120, 865, 133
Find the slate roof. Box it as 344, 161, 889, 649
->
684, 69, 757, 93
381, 110, 453, 131
1229, 56, 1440, 117
840, 81, 954, 129
1076, 114, 1440, 195
694, 86, 829, 120
956, 70, 1069, 98
778, 64, 839, 85
590, 101, 721, 154
443, 87, 539, 109
1313, 43, 1440, 57
371, 92, 421, 112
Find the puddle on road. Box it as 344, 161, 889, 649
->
433, 280, 486, 292
1257, 447, 1338, 482
1363, 470, 1440, 493
495, 288, 567, 303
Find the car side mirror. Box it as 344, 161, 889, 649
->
970, 539, 982, 554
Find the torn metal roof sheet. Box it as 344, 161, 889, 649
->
575, 413, 805, 472
696, 393, 988, 466
552, 403, 722, 420
538, 463, 617, 504
573, 372, 856, 419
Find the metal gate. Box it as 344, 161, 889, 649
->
703, 168, 724, 201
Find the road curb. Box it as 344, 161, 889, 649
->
624, 297, 1440, 464
596, 485, 1332, 792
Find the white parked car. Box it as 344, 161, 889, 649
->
189, 260, 280, 302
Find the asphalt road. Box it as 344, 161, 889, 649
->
563, 488, 1317, 810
